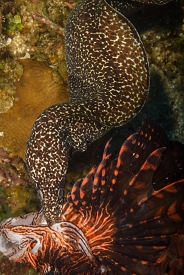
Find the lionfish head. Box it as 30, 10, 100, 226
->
0, 210, 97, 275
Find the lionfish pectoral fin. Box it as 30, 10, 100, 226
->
96, 178, 184, 274
152, 140, 184, 190
95, 137, 184, 273
130, 116, 169, 176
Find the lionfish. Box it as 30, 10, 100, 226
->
0, 117, 184, 274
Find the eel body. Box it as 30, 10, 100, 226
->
26, 0, 149, 224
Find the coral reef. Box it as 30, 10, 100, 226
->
0, 59, 69, 158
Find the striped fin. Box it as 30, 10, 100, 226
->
95, 145, 184, 274
130, 116, 169, 175
67, 140, 112, 211
128, 116, 184, 190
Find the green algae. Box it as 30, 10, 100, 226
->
0, 186, 11, 221
0, 179, 40, 221
6, 184, 39, 216
3, 14, 23, 33
0, 60, 5, 70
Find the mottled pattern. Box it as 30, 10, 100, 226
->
26, 106, 109, 224
26, 0, 149, 225
0, 118, 184, 275
65, 0, 149, 125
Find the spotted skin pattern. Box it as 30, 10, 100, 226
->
26, 0, 149, 225
0, 117, 184, 275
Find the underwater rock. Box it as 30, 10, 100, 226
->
0, 146, 39, 219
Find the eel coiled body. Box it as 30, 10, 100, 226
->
26, 0, 149, 224
26, 0, 149, 225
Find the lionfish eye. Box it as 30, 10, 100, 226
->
37, 190, 43, 202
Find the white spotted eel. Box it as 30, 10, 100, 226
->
26, 0, 150, 225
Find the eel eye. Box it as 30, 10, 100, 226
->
37, 190, 43, 202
